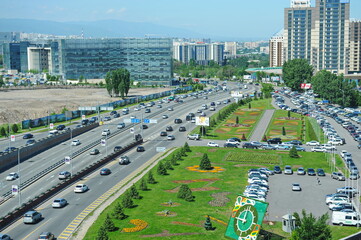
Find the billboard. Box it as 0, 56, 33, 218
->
300, 83, 312, 89
225, 195, 268, 240
195, 117, 209, 126
231, 91, 243, 97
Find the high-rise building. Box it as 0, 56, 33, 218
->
173, 42, 224, 65
269, 30, 284, 67
348, 19, 361, 73
3, 38, 173, 85
0, 32, 20, 54
283, 0, 350, 74
224, 42, 237, 58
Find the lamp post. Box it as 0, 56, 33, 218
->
17, 148, 22, 206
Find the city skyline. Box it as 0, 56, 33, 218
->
1, 0, 361, 40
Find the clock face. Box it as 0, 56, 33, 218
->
233, 204, 259, 238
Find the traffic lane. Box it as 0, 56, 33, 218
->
266, 173, 347, 221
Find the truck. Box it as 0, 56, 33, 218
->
332, 211, 361, 226
187, 134, 200, 140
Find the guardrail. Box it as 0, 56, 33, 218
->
0, 138, 143, 231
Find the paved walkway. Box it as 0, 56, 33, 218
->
249, 109, 275, 142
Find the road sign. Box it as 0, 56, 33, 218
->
78, 107, 97, 111
156, 147, 166, 152
100, 106, 114, 111
12, 185, 19, 195
101, 139, 106, 146
130, 128, 134, 133
195, 117, 210, 126
10, 135, 15, 142
123, 119, 131, 123
131, 119, 141, 123
82, 115, 86, 120
149, 119, 158, 123
50, 123, 54, 129
143, 119, 150, 123
64, 156, 71, 164
301, 83, 312, 89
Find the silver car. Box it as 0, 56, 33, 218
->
23, 211, 42, 224
52, 198, 67, 208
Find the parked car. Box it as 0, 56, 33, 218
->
38, 232, 55, 240
286, 140, 303, 145
331, 172, 346, 181
292, 183, 301, 191
274, 166, 282, 174
317, 168, 326, 176
242, 142, 258, 149
226, 139, 241, 146
90, 149, 100, 155
267, 138, 282, 144
297, 167, 306, 175
306, 140, 320, 146
284, 165, 293, 175
100, 168, 111, 175
207, 141, 219, 147
0, 234, 11, 240
224, 143, 238, 148
295, 146, 306, 151
307, 168, 316, 176
23, 210, 42, 224
52, 198, 67, 208
311, 147, 327, 152
74, 184, 89, 193
336, 187, 359, 195
58, 171, 71, 180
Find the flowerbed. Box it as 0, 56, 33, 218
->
186, 165, 225, 173
173, 178, 220, 184
224, 123, 251, 127
121, 219, 149, 233
224, 151, 279, 164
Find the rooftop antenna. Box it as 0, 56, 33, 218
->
81, 28, 84, 39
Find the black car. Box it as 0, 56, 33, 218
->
317, 168, 325, 176
274, 166, 282, 174
100, 168, 111, 175
160, 131, 167, 136
137, 146, 145, 152
229, 137, 241, 142
179, 126, 186, 132
242, 143, 258, 149
174, 118, 182, 124
267, 138, 282, 144
3, 147, 17, 153
90, 149, 100, 155
286, 140, 302, 145
141, 124, 148, 129
145, 109, 151, 113
307, 168, 316, 176
110, 111, 117, 116
113, 113, 120, 118
224, 143, 238, 148
81, 119, 89, 125
166, 126, 173, 131
56, 124, 66, 131
114, 146, 122, 152
23, 133, 34, 139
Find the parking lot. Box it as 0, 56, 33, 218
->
266, 172, 353, 221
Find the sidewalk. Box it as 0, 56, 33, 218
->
249, 109, 275, 142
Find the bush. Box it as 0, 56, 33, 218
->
199, 153, 212, 170
11, 124, 19, 133
157, 162, 167, 175
96, 226, 109, 240
289, 146, 299, 158
183, 142, 191, 152
164, 160, 173, 170
103, 214, 116, 232
139, 178, 148, 191
241, 133, 247, 141
282, 126, 286, 136
177, 184, 194, 202
122, 191, 134, 208
113, 202, 127, 220
147, 171, 156, 184
129, 184, 141, 199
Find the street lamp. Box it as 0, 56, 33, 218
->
17, 148, 22, 206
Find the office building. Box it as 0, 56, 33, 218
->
269, 30, 284, 67
2, 38, 173, 85
348, 19, 361, 73
224, 42, 237, 58
0, 32, 20, 54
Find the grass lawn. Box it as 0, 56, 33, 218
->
83, 147, 357, 240
265, 110, 304, 141
204, 98, 273, 140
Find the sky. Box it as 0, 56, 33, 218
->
1, 0, 361, 40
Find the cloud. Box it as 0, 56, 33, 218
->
106, 8, 126, 14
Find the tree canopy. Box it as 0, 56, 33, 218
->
283, 59, 313, 91
105, 68, 131, 98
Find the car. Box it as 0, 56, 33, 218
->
179, 126, 186, 132
110, 110, 117, 116
317, 168, 326, 176
118, 156, 130, 165
117, 123, 125, 129
274, 166, 282, 174
6, 172, 19, 181
292, 183, 301, 191
307, 168, 316, 176
56, 124, 66, 131
207, 141, 219, 147
174, 118, 182, 124
275, 144, 290, 150
329, 203, 355, 212
38, 232, 55, 240
74, 184, 89, 193
58, 171, 71, 180
90, 148, 100, 155
103, 116, 111, 121
224, 143, 238, 148
331, 172, 345, 181
71, 140, 81, 146
26, 139, 36, 146
157, 104, 162, 108
167, 135, 175, 140
259, 168, 274, 175
137, 146, 145, 152
145, 108, 151, 113
226, 139, 241, 145
3, 147, 17, 153
242, 142, 258, 149
23, 133, 34, 139
326, 196, 349, 206
165, 126, 173, 131
320, 144, 336, 150
350, 173, 360, 180
284, 165, 293, 175
267, 138, 282, 144
337, 187, 359, 195
81, 119, 89, 125
100, 168, 111, 175
140, 124, 148, 129
250, 141, 263, 147
294, 146, 306, 151
306, 140, 320, 146
23, 210, 42, 224
262, 144, 277, 150
114, 146, 122, 152
134, 107, 140, 111
311, 147, 327, 152
162, 115, 168, 119
0, 234, 11, 240
297, 167, 306, 175
52, 198, 67, 208
168, 107, 173, 111
285, 140, 303, 145
160, 131, 167, 136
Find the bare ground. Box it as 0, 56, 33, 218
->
0, 87, 172, 125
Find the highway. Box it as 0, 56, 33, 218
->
1, 83, 259, 239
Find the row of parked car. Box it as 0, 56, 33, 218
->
243, 168, 273, 202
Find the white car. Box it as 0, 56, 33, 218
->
101, 129, 110, 136
74, 184, 89, 193
226, 139, 240, 145
162, 115, 168, 119
167, 135, 175, 141
320, 144, 336, 150
207, 142, 219, 147
6, 172, 19, 181
52, 198, 67, 208
306, 140, 320, 146
134, 107, 140, 111
292, 183, 301, 191
311, 147, 327, 152
326, 196, 349, 205
71, 140, 81, 146
328, 139, 343, 145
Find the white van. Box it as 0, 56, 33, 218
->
48, 130, 58, 137
332, 211, 361, 226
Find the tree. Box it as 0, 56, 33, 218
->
288, 111, 291, 118
104, 68, 131, 97
282, 126, 286, 136
122, 191, 134, 208
183, 142, 191, 152
157, 162, 167, 175
96, 226, 109, 240
11, 124, 19, 133
235, 116, 239, 124
248, 103, 251, 109
147, 171, 156, 184
199, 153, 212, 170
283, 59, 313, 91
204, 215, 214, 230
262, 135, 267, 142
289, 146, 299, 158
103, 214, 116, 232
241, 133, 247, 141
199, 126, 206, 135
139, 178, 148, 191
129, 184, 141, 199
113, 202, 127, 220
0, 127, 6, 137
291, 209, 332, 240
164, 160, 174, 170
177, 184, 194, 201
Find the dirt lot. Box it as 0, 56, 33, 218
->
0, 87, 172, 125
